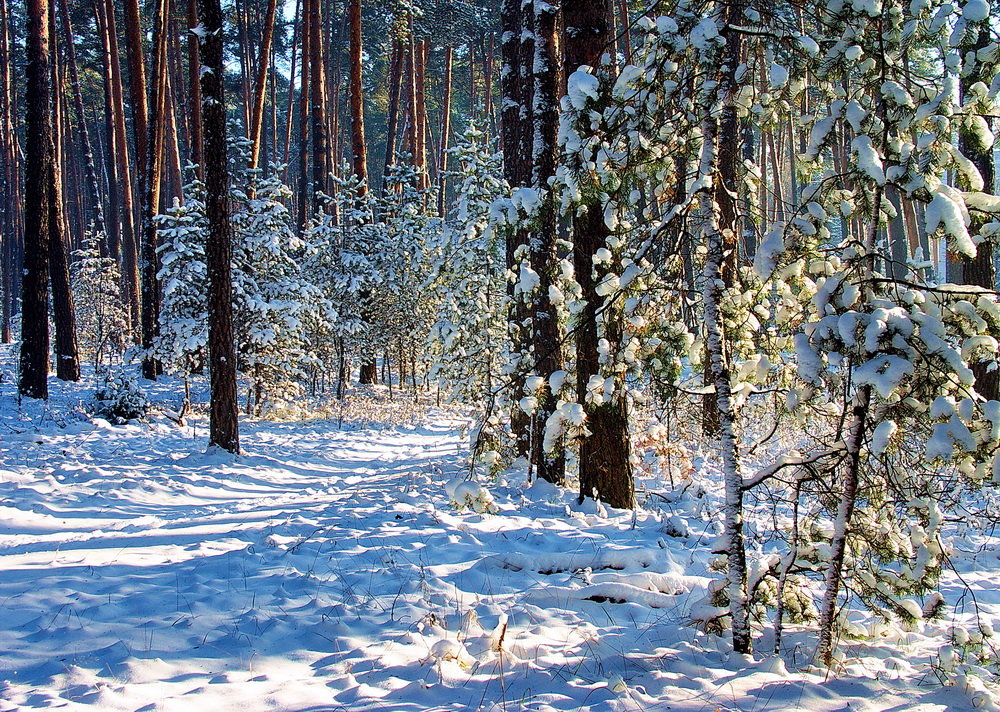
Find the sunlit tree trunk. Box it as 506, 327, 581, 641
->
528, 0, 565, 485
99, 0, 140, 331
139, 0, 170, 379
48, 12, 79, 382
249, 0, 279, 171
564, 0, 633, 509
500, 0, 534, 458
436, 45, 454, 217
197, 0, 239, 453
698, 0, 751, 655
20, 0, 54, 399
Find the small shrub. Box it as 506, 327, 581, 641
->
89, 370, 150, 423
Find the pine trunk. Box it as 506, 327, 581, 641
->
413, 37, 428, 190
20, 0, 53, 399
436, 45, 453, 217
528, 0, 564, 485
295, 0, 311, 231
139, 0, 170, 379
57, 0, 105, 238
93, 0, 120, 260
248, 0, 279, 170
381, 38, 403, 193
308, 0, 329, 210
347, 0, 368, 191
816, 384, 871, 664
0, 0, 19, 344
48, 25, 79, 382
960, 23, 998, 400
499, 0, 533, 458
699, 0, 751, 655
186, 0, 203, 176
198, 0, 240, 453
564, 0, 633, 509
101, 0, 140, 332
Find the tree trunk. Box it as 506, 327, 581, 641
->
381, 38, 403, 193
564, 0, 633, 509
699, 0, 751, 655
248, 0, 279, 170
483, 38, 494, 129
0, 0, 20, 344
413, 37, 428, 190
347, 0, 368, 192
20, 0, 53, 399
528, 0, 564, 485
198, 0, 239, 453
57, 0, 105, 238
295, 0, 311, 231
499, 0, 533, 458
48, 17, 79, 382
308, 0, 329, 210
101, 0, 140, 333
816, 384, 871, 664
282, 0, 301, 174
959, 22, 998, 400
186, 0, 203, 176
93, 0, 120, 261
121, 0, 148, 217
436, 45, 453, 217
139, 0, 170, 379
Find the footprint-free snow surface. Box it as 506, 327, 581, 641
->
2, 376, 999, 710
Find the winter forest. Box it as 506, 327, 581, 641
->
2, 0, 1000, 708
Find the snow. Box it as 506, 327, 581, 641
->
851, 135, 886, 185
768, 63, 788, 90
566, 69, 600, 111
2, 351, 1000, 711
963, 0, 991, 21
926, 185, 976, 257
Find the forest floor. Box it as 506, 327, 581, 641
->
1, 348, 999, 711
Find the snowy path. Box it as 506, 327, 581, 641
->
0, 406, 995, 711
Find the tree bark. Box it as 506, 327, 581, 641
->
528, 0, 565, 485
413, 37, 428, 190
249, 0, 280, 170
381, 38, 403, 193
699, 0, 751, 655
563, 0, 633, 508
48, 15, 79, 382
295, 0, 311, 231
308, 0, 329, 210
198, 0, 240, 453
57, 0, 105, 239
20, 0, 53, 399
500, 0, 534, 458
347, 0, 368, 192
436, 45, 454, 217
816, 384, 871, 665
100, 0, 140, 332
959, 22, 998, 400
186, 0, 203, 176
139, 0, 170, 379
93, 0, 120, 260
0, 0, 20, 344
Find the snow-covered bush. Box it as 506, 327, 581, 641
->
428, 126, 509, 407
154, 150, 322, 412
71, 234, 130, 368
89, 369, 150, 423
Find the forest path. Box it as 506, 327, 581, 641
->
0, 393, 992, 712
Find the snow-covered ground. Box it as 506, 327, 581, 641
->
2, 352, 999, 711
